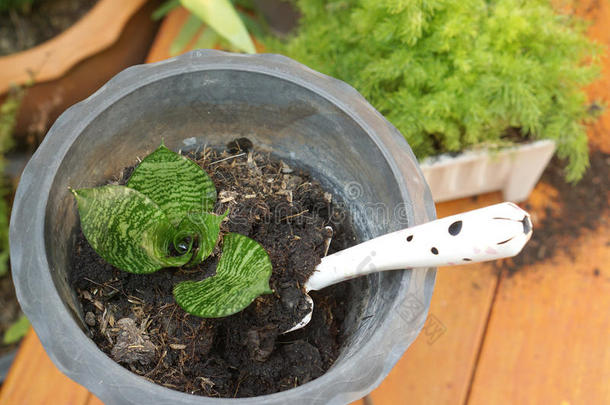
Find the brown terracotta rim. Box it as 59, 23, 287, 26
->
0, 0, 148, 94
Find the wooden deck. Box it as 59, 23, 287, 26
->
1, 3, 609, 404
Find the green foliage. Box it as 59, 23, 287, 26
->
2, 315, 29, 345
0, 90, 22, 343
174, 232, 272, 318
71, 185, 193, 274
72, 144, 273, 317
0, 88, 22, 277
0, 0, 35, 12
154, 0, 258, 55
127, 144, 216, 224
272, 0, 603, 181
72, 145, 222, 274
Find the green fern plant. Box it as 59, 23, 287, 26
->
71, 144, 273, 318
271, 0, 602, 181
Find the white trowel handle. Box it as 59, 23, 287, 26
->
305, 202, 532, 291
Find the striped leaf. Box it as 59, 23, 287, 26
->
180, 0, 256, 54
71, 186, 191, 274
127, 144, 216, 225
173, 233, 273, 318
73, 144, 274, 319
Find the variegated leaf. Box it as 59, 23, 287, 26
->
127, 144, 216, 225
173, 233, 273, 318
71, 186, 191, 274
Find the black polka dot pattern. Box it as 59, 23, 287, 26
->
463, 258, 472, 262
406, 235, 413, 242
497, 237, 513, 245
431, 247, 438, 255
448, 220, 462, 236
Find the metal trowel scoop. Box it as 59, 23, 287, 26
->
284, 202, 533, 333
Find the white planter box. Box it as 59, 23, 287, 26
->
420, 140, 556, 203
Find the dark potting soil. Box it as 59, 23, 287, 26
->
0, 0, 97, 56
0, 274, 21, 356
498, 149, 610, 276
70, 141, 359, 397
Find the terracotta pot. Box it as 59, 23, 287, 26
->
0, 0, 159, 141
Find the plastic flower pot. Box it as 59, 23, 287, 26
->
420, 140, 556, 202
0, 349, 16, 383
10, 50, 436, 404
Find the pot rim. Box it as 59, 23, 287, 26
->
10, 50, 436, 404
420, 138, 556, 167
0, 349, 17, 383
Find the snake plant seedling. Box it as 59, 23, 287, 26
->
71, 143, 272, 318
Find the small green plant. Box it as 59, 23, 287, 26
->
0, 87, 30, 345
71, 144, 272, 318
153, 0, 263, 55
271, 0, 602, 181
0, 87, 23, 278
2, 315, 29, 344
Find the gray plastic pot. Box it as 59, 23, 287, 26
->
10, 50, 436, 404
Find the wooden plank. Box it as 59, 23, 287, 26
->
582, 0, 610, 154
0, 330, 90, 405
369, 193, 503, 405
468, 216, 610, 404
